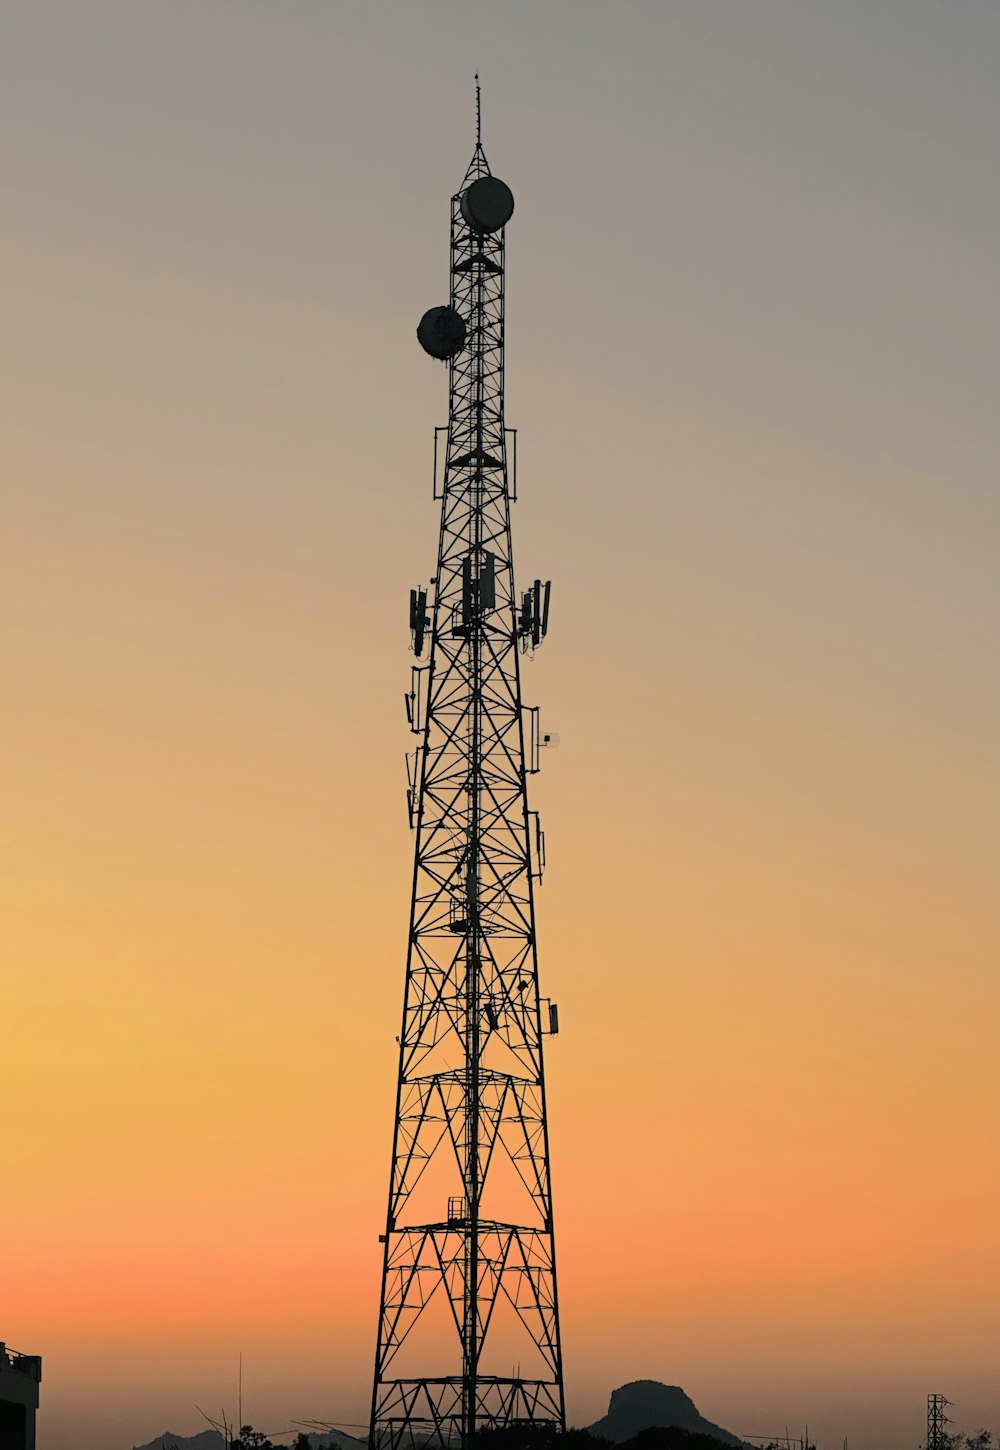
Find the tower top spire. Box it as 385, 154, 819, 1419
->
460, 75, 491, 187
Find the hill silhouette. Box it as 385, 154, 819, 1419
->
132, 1433, 364, 1450
587, 1383, 745, 1447
133, 1435, 225, 1450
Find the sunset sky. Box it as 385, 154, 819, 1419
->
3, 3, 999, 1449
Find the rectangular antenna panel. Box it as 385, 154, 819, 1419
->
524, 705, 541, 774
433, 425, 448, 499
505, 427, 518, 501
406, 665, 428, 735
528, 810, 546, 882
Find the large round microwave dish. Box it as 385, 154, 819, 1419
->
417, 305, 466, 360
460, 176, 514, 234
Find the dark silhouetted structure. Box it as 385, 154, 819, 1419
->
588, 1384, 745, 1448
369, 97, 564, 1450
0, 1345, 41, 1450
927, 1396, 950, 1450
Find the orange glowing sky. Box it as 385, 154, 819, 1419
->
3, 3, 999, 1449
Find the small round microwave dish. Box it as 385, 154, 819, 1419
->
417, 305, 467, 360
460, 176, 514, 234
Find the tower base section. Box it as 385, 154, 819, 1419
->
372, 1376, 562, 1450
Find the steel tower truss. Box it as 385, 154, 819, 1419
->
370, 142, 565, 1450
927, 1396, 951, 1450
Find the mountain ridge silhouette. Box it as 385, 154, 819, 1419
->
586, 1382, 745, 1447
131, 1381, 743, 1450
131, 1430, 364, 1450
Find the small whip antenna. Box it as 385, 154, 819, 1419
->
475, 72, 482, 147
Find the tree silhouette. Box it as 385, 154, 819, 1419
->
230, 1431, 312, 1450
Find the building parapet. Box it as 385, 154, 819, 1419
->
0, 1345, 42, 1384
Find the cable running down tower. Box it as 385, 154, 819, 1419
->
369, 120, 565, 1450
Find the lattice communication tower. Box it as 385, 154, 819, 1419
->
369, 114, 565, 1450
